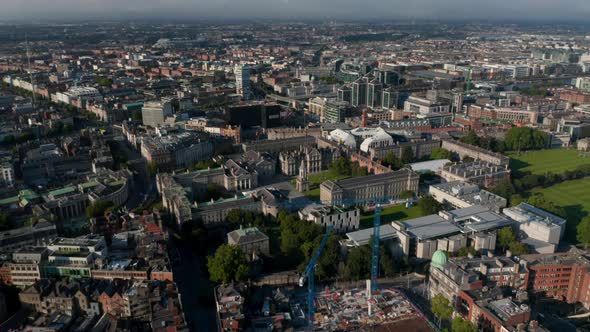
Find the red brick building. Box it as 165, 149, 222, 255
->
521, 253, 590, 306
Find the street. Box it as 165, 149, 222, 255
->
169, 237, 219, 332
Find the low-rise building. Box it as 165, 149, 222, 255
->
503, 203, 566, 253
298, 204, 360, 233
320, 169, 419, 206
392, 205, 513, 259
10, 247, 49, 287
429, 181, 507, 213
193, 195, 262, 225
215, 283, 245, 332
440, 161, 511, 188
227, 227, 270, 257
441, 139, 509, 166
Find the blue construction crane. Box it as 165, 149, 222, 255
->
298, 225, 334, 327
371, 205, 382, 293
298, 199, 387, 327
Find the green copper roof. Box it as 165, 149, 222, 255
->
431, 250, 448, 270
0, 196, 19, 206
49, 186, 77, 198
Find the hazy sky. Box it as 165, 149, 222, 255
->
2, 0, 590, 21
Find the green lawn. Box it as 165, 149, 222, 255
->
360, 204, 425, 228
300, 170, 352, 202
509, 149, 590, 175
305, 188, 321, 201
532, 177, 590, 241
308, 170, 350, 186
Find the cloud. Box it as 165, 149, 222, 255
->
2, 0, 590, 21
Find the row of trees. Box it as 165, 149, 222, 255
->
381, 146, 416, 170
460, 127, 548, 154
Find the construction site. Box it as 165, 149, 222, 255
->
291, 285, 434, 331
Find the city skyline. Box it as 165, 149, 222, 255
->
3, 0, 590, 22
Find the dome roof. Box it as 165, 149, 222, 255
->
431, 250, 448, 270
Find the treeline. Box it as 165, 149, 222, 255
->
491, 163, 590, 210
460, 127, 548, 153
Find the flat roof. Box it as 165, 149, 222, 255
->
399, 215, 461, 240
346, 224, 398, 246
409, 159, 450, 173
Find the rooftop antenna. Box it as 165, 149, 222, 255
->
25, 34, 37, 111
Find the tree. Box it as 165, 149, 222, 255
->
95, 76, 113, 87
330, 157, 352, 176
400, 190, 415, 200
382, 152, 403, 170
497, 227, 517, 251
430, 148, 454, 160
85, 200, 115, 218
578, 217, 590, 248
489, 179, 516, 200
526, 194, 565, 218
456, 246, 477, 257
431, 294, 453, 326
308, 235, 341, 279
343, 245, 371, 280
401, 145, 415, 164
418, 196, 442, 215
509, 241, 528, 255
452, 317, 478, 332
351, 161, 368, 177
461, 130, 480, 146
504, 127, 547, 152
207, 244, 250, 283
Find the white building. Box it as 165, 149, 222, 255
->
403, 96, 450, 115
141, 100, 173, 128
0, 161, 15, 187
502, 203, 566, 253
298, 204, 360, 233
328, 129, 356, 149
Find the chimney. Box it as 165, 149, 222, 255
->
487, 251, 494, 258
506, 250, 512, 257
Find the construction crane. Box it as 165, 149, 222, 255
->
298, 199, 387, 327
299, 225, 333, 328
370, 205, 382, 293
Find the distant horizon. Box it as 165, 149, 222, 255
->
3, 0, 590, 24
2, 17, 590, 27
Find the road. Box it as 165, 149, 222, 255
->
169, 237, 218, 332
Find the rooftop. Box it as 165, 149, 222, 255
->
228, 227, 268, 244
503, 203, 566, 227
398, 215, 461, 240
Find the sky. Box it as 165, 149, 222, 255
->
2, 0, 590, 22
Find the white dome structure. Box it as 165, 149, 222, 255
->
360, 131, 394, 153
350, 127, 388, 140
329, 129, 356, 149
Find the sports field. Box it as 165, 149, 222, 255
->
509, 149, 590, 175
511, 149, 590, 242
531, 177, 590, 240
